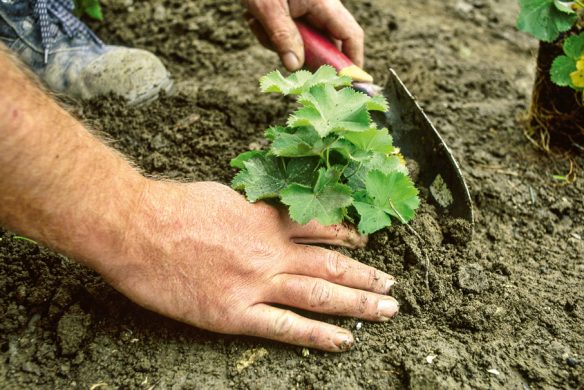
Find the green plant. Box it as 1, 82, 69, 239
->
518, 0, 584, 93
231, 66, 420, 235
74, 0, 103, 21
551, 32, 584, 89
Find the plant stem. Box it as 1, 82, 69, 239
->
12, 235, 38, 245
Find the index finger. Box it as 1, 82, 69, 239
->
301, 1, 365, 67
285, 245, 395, 294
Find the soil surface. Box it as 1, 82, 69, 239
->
1, 0, 583, 388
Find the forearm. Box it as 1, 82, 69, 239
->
0, 44, 146, 268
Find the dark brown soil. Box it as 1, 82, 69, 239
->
1, 0, 583, 388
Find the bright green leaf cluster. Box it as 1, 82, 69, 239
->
231, 66, 420, 234
551, 32, 584, 89
74, 0, 104, 21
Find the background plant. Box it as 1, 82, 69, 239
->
518, 0, 584, 95
231, 66, 420, 235
74, 0, 103, 21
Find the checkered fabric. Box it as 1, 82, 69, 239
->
33, 0, 103, 62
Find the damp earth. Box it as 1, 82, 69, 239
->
1, 0, 583, 388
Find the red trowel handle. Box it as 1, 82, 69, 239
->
295, 21, 373, 83
295, 21, 352, 73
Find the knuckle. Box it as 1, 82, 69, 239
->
249, 243, 278, 265
306, 325, 321, 344
309, 280, 332, 307
256, 0, 284, 13
255, 202, 279, 220
357, 292, 369, 314
325, 251, 348, 279
321, 0, 338, 10
270, 310, 295, 337
368, 269, 382, 291
269, 29, 293, 46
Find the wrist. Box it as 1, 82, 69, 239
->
81, 178, 191, 290
67, 171, 152, 273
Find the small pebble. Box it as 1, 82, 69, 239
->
566, 357, 580, 367
355, 322, 363, 331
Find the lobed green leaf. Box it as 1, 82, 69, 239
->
232, 155, 319, 202
266, 126, 324, 157
517, 0, 577, 42
352, 170, 419, 234
288, 84, 388, 137
230, 150, 266, 169
345, 154, 408, 191
281, 167, 353, 225
563, 31, 584, 59
551, 55, 577, 86
260, 65, 352, 95
353, 199, 393, 235
344, 127, 396, 155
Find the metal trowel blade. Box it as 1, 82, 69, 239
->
365, 69, 474, 227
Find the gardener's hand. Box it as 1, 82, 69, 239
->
1, 44, 395, 353
242, 0, 364, 71
95, 180, 398, 352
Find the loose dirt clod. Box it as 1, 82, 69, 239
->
235, 348, 268, 373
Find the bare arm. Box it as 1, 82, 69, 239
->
0, 44, 144, 266
0, 44, 399, 352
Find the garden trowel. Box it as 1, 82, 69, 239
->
296, 21, 474, 228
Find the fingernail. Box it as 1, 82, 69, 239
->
378, 298, 399, 321
282, 52, 300, 71
384, 278, 396, 293
348, 229, 367, 248
333, 332, 354, 352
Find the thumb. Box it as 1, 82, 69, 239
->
246, 0, 305, 71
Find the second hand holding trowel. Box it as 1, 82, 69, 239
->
295, 21, 474, 228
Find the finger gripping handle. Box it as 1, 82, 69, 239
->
295, 21, 353, 73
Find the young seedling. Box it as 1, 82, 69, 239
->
231, 66, 420, 235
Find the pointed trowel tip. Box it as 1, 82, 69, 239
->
339, 65, 374, 83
